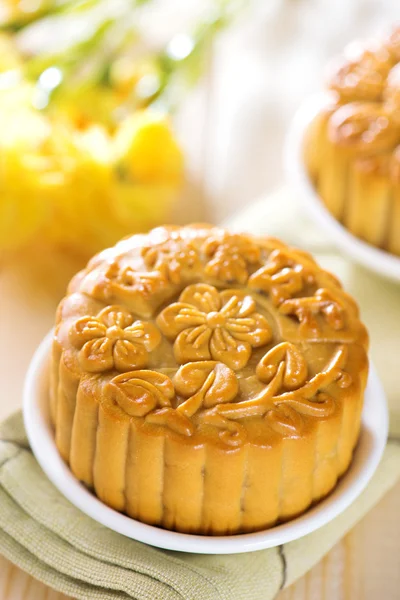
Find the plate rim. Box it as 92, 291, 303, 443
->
285, 92, 400, 283
23, 331, 389, 554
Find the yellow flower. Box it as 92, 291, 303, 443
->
114, 111, 184, 185
0, 75, 183, 255
110, 57, 158, 100
0, 34, 22, 71
0, 94, 50, 249
51, 86, 121, 130
41, 123, 120, 254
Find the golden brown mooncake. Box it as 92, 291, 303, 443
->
303, 26, 400, 256
51, 224, 369, 535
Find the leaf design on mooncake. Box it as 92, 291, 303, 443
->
173, 361, 239, 417
218, 345, 347, 422
108, 370, 174, 417
274, 392, 336, 418
198, 410, 247, 447
145, 407, 194, 436
265, 392, 336, 437
256, 342, 308, 390
264, 404, 304, 437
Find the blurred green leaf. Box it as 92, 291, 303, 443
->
6, 0, 245, 119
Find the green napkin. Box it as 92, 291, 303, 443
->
0, 412, 399, 600
1, 186, 399, 599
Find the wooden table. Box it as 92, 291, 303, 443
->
0, 480, 399, 600
2, 1, 400, 596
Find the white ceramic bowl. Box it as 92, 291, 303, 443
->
285, 94, 400, 283
24, 332, 388, 554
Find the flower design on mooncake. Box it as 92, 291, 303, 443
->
156, 283, 272, 370
279, 288, 345, 334
202, 232, 261, 283
248, 249, 315, 306
107, 263, 167, 295
70, 305, 161, 372
141, 229, 202, 284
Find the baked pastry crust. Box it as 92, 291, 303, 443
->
304, 26, 400, 255
51, 224, 369, 534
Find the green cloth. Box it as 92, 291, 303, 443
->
1, 186, 400, 599
0, 413, 399, 600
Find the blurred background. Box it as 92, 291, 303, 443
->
1, 0, 399, 294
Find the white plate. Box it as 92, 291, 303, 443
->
24, 332, 388, 554
285, 94, 400, 283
